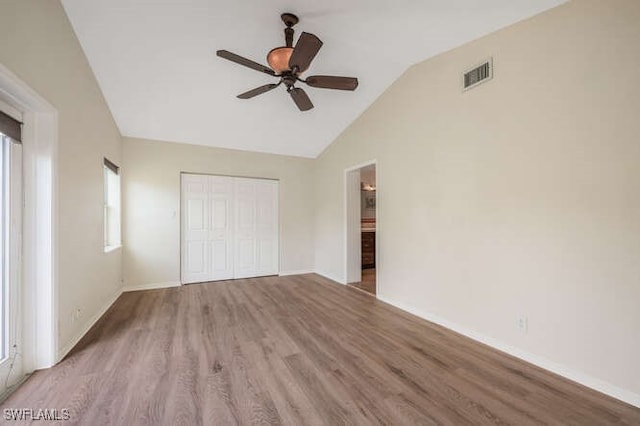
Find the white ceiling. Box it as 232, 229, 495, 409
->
61, 0, 566, 158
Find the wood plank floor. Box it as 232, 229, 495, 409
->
348, 268, 376, 295
2, 274, 639, 425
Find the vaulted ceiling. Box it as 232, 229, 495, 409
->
61, 0, 566, 158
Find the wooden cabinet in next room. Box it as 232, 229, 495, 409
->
362, 231, 375, 269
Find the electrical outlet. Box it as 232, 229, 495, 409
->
517, 316, 528, 334
71, 307, 83, 323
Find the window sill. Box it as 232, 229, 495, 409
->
104, 245, 121, 253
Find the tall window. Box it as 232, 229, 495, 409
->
103, 158, 121, 251
1, 131, 21, 369
0, 108, 23, 388
1, 134, 7, 362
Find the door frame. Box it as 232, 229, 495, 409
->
343, 160, 378, 295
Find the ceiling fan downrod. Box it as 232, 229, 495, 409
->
281, 13, 298, 48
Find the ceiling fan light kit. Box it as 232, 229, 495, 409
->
216, 13, 359, 112
266, 47, 294, 74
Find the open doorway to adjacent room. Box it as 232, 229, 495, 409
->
345, 162, 377, 295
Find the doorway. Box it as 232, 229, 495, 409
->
345, 162, 377, 295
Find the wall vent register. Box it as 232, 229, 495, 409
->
463, 58, 493, 91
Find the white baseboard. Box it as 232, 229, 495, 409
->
279, 269, 314, 276
123, 280, 181, 292
377, 295, 640, 409
313, 270, 346, 285
56, 288, 123, 362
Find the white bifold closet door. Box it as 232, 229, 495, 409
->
181, 174, 279, 284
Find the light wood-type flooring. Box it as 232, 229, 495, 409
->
348, 268, 376, 295
2, 274, 639, 425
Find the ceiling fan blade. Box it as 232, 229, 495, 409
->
237, 83, 280, 99
289, 87, 314, 111
305, 75, 359, 91
216, 50, 275, 76
288, 32, 323, 73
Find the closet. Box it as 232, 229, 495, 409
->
181, 174, 279, 284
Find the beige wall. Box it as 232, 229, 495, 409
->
122, 137, 315, 288
314, 0, 640, 399
0, 1, 122, 355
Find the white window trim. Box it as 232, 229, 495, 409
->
104, 245, 121, 253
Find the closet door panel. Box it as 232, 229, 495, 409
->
233, 178, 257, 279
210, 176, 234, 280
181, 175, 210, 284
255, 180, 279, 276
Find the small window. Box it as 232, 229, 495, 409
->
103, 158, 121, 251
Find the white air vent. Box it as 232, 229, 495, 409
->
463, 58, 493, 91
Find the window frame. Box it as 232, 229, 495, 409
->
1, 134, 7, 362
0, 132, 22, 380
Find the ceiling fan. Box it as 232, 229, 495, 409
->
216, 13, 359, 112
